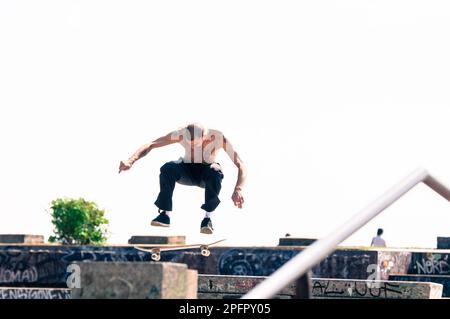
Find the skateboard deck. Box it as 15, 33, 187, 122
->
134, 239, 226, 261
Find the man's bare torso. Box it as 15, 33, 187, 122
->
175, 128, 225, 164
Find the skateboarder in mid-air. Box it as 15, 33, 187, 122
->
118, 123, 247, 234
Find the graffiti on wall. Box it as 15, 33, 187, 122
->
0, 288, 70, 299
0, 245, 385, 287
216, 248, 376, 279
0, 246, 150, 286
410, 253, 450, 275
378, 251, 412, 281
217, 249, 298, 276
312, 280, 403, 298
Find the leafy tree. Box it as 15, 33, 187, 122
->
48, 198, 109, 245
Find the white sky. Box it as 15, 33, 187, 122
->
1, 1, 450, 248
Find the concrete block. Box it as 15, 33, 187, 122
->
186, 269, 198, 299
390, 274, 450, 297
278, 238, 316, 246
197, 292, 291, 299
128, 236, 186, 245
311, 278, 442, 299
378, 250, 412, 280
198, 275, 295, 295
198, 275, 443, 299
0, 234, 44, 244
437, 237, 450, 249
71, 262, 195, 299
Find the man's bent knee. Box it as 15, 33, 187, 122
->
205, 165, 224, 181
160, 162, 179, 174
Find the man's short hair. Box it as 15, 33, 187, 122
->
377, 228, 383, 236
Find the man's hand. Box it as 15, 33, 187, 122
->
118, 160, 132, 173
232, 188, 244, 209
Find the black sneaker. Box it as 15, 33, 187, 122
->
200, 218, 213, 234
151, 210, 170, 227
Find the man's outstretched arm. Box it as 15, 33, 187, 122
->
223, 136, 247, 208
118, 131, 182, 173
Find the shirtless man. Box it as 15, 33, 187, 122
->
118, 123, 247, 234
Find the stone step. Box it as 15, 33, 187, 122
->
71, 261, 197, 299
128, 236, 186, 245
389, 275, 450, 297
198, 275, 443, 299
437, 237, 450, 249
0, 234, 44, 244
198, 292, 292, 299
278, 237, 317, 246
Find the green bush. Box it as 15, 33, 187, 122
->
48, 198, 109, 245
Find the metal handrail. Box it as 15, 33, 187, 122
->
242, 167, 450, 299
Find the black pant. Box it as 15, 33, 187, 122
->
154, 161, 224, 212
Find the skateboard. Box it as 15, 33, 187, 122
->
134, 239, 226, 261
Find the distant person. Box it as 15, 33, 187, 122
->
371, 228, 386, 247
119, 123, 247, 234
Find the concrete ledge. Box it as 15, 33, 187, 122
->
72, 262, 197, 299
390, 275, 450, 297
128, 236, 186, 245
278, 238, 317, 246
186, 269, 198, 299
198, 275, 443, 299
199, 275, 295, 295
437, 237, 450, 249
3, 245, 450, 288
0, 287, 70, 299
198, 292, 292, 299
0, 234, 44, 244
0, 245, 386, 287
311, 278, 442, 299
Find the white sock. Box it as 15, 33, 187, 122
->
160, 210, 171, 216
205, 211, 212, 218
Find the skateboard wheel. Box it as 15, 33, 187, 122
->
201, 249, 210, 257
151, 253, 161, 261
